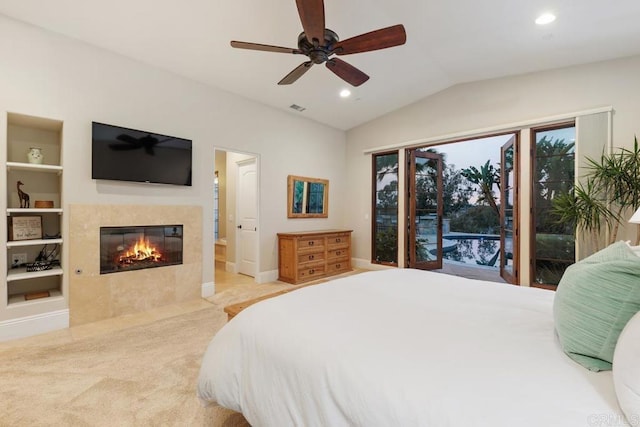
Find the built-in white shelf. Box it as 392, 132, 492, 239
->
7, 238, 63, 248
3, 112, 65, 338
7, 267, 63, 282
8, 289, 63, 306
6, 208, 63, 215
6, 161, 63, 174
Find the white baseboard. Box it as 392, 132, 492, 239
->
201, 281, 215, 298
225, 261, 236, 273
0, 309, 69, 342
257, 269, 279, 284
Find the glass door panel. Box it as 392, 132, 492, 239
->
500, 136, 518, 284
372, 152, 399, 265
531, 124, 576, 287
407, 149, 443, 270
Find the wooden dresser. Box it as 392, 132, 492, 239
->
278, 229, 352, 284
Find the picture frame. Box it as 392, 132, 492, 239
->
287, 175, 329, 218
8, 216, 43, 241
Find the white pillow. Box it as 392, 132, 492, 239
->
625, 241, 640, 257
613, 310, 640, 425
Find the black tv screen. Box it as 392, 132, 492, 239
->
92, 122, 192, 186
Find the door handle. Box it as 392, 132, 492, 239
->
237, 225, 242, 229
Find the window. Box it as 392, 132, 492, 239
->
531, 123, 576, 287
372, 151, 399, 265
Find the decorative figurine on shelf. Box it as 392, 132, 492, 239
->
27, 147, 43, 164
17, 181, 30, 208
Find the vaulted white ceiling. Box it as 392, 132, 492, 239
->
1, 0, 640, 130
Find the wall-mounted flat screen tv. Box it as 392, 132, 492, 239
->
92, 122, 192, 186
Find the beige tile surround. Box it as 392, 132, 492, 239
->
69, 204, 202, 326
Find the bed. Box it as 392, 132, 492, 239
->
197, 263, 638, 426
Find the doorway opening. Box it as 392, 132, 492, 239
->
214, 149, 259, 293
404, 133, 518, 284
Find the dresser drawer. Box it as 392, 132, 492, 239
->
327, 248, 348, 260
298, 264, 326, 281
297, 251, 325, 265
327, 260, 349, 273
326, 233, 350, 249
298, 237, 325, 252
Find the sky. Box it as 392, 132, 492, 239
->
431, 134, 513, 171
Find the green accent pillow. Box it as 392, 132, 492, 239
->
553, 241, 640, 371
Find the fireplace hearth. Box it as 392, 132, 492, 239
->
100, 225, 183, 274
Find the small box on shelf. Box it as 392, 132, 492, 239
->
25, 290, 50, 301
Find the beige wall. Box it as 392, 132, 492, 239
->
0, 15, 347, 300
346, 55, 640, 271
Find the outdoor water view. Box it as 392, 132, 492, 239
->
413, 135, 511, 272
373, 125, 576, 287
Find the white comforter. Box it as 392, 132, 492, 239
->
197, 268, 626, 426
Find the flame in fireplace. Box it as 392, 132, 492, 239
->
118, 237, 162, 264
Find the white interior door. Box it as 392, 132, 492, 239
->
237, 158, 258, 277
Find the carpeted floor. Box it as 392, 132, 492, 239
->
0, 282, 293, 427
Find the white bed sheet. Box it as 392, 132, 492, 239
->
197, 268, 627, 426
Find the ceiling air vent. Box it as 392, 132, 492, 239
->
289, 104, 306, 112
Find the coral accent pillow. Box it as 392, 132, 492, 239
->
613, 311, 640, 425
553, 241, 640, 371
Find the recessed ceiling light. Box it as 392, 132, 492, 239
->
535, 13, 556, 25
340, 89, 351, 98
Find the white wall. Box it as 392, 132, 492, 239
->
0, 15, 347, 291
346, 55, 640, 263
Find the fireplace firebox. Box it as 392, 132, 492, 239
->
100, 225, 183, 274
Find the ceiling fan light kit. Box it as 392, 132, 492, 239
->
230, 0, 406, 87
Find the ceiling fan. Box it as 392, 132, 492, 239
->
109, 134, 168, 155
230, 0, 406, 87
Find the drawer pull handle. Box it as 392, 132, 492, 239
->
308, 255, 314, 260
308, 241, 314, 246
336, 264, 341, 268
336, 251, 341, 255
336, 238, 341, 243
309, 269, 315, 274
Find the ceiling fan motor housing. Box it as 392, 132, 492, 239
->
297, 29, 339, 64
230, 0, 406, 86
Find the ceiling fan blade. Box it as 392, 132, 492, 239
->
231, 41, 301, 54
333, 24, 406, 55
296, 0, 325, 45
278, 62, 314, 85
325, 58, 369, 87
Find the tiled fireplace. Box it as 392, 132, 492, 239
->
100, 225, 183, 274
69, 205, 202, 326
